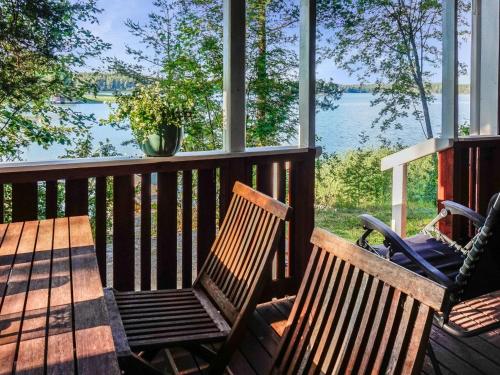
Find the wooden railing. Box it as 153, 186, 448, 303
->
381, 138, 453, 236
0, 147, 316, 299
383, 136, 500, 238
437, 136, 500, 239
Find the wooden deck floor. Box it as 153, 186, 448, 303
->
228, 297, 500, 375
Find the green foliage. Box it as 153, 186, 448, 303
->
459, 121, 470, 136
316, 148, 437, 207
61, 134, 120, 159
107, 0, 223, 151
407, 154, 438, 202
0, 0, 110, 161
316, 148, 392, 207
108, 82, 194, 144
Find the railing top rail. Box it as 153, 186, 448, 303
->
381, 137, 454, 171
0, 146, 318, 184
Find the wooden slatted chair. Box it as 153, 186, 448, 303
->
105, 181, 292, 374
270, 228, 449, 375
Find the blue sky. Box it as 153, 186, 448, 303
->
89, 0, 471, 84
89, 1, 155, 63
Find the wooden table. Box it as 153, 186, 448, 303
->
0, 216, 120, 375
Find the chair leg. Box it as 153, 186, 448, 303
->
427, 343, 442, 375
184, 343, 217, 362
119, 352, 164, 375
140, 349, 162, 362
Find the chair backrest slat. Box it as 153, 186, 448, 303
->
271, 228, 448, 375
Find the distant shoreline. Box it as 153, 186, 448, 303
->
60, 84, 470, 105
337, 83, 470, 94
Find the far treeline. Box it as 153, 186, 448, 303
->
78, 72, 136, 92
338, 83, 471, 94
81, 72, 471, 95
79, 73, 470, 94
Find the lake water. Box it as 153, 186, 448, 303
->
24, 93, 471, 161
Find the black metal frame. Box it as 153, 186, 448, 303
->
358, 195, 500, 339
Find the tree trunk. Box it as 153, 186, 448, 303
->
416, 78, 433, 139
255, 1, 267, 139
407, 27, 433, 139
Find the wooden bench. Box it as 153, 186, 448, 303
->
105, 181, 292, 374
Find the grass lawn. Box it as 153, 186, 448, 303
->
315, 202, 437, 243
83, 94, 117, 103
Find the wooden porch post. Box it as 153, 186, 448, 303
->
299, 0, 316, 149
470, 0, 481, 135
223, 0, 246, 152
391, 164, 407, 237
473, 0, 500, 135
442, 0, 458, 140
290, 0, 316, 290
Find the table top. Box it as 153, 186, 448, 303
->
0, 216, 120, 375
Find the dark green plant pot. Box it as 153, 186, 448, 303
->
141, 125, 183, 157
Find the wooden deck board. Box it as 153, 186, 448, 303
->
227, 297, 500, 375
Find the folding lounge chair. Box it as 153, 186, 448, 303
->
104, 182, 292, 374
270, 228, 449, 374
357, 193, 500, 337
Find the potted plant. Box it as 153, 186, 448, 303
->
110, 83, 193, 157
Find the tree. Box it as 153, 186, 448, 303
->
109, 0, 340, 150
245, 0, 301, 146
0, 0, 110, 161
62, 134, 120, 159
319, 0, 469, 141
107, 0, 223, 151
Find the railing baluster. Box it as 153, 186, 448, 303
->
140, 173, 152, 291
0, 184, 3, 223
113, 175, 135, 291
12, 182, 38, 222
288, 150, 315, 290
219, 159, 252, 224
65, 178, 88, 216
257, 163, 274, 294
219, 164, 230, 225
257, 163, 273, 195
157, 171, 177, 289
95, 176, 107, 285
197, 168, 216, 271
276, 161, 287, 280
182, 170, 193, 288
45, 180, 58, 219
391, 164, 408, 237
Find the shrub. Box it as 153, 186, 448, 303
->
315, 148, 437, 208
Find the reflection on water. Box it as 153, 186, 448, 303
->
24, 93, 470, 161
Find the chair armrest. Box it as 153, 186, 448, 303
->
359, 214, 454, 288
442, 200, 485, 228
